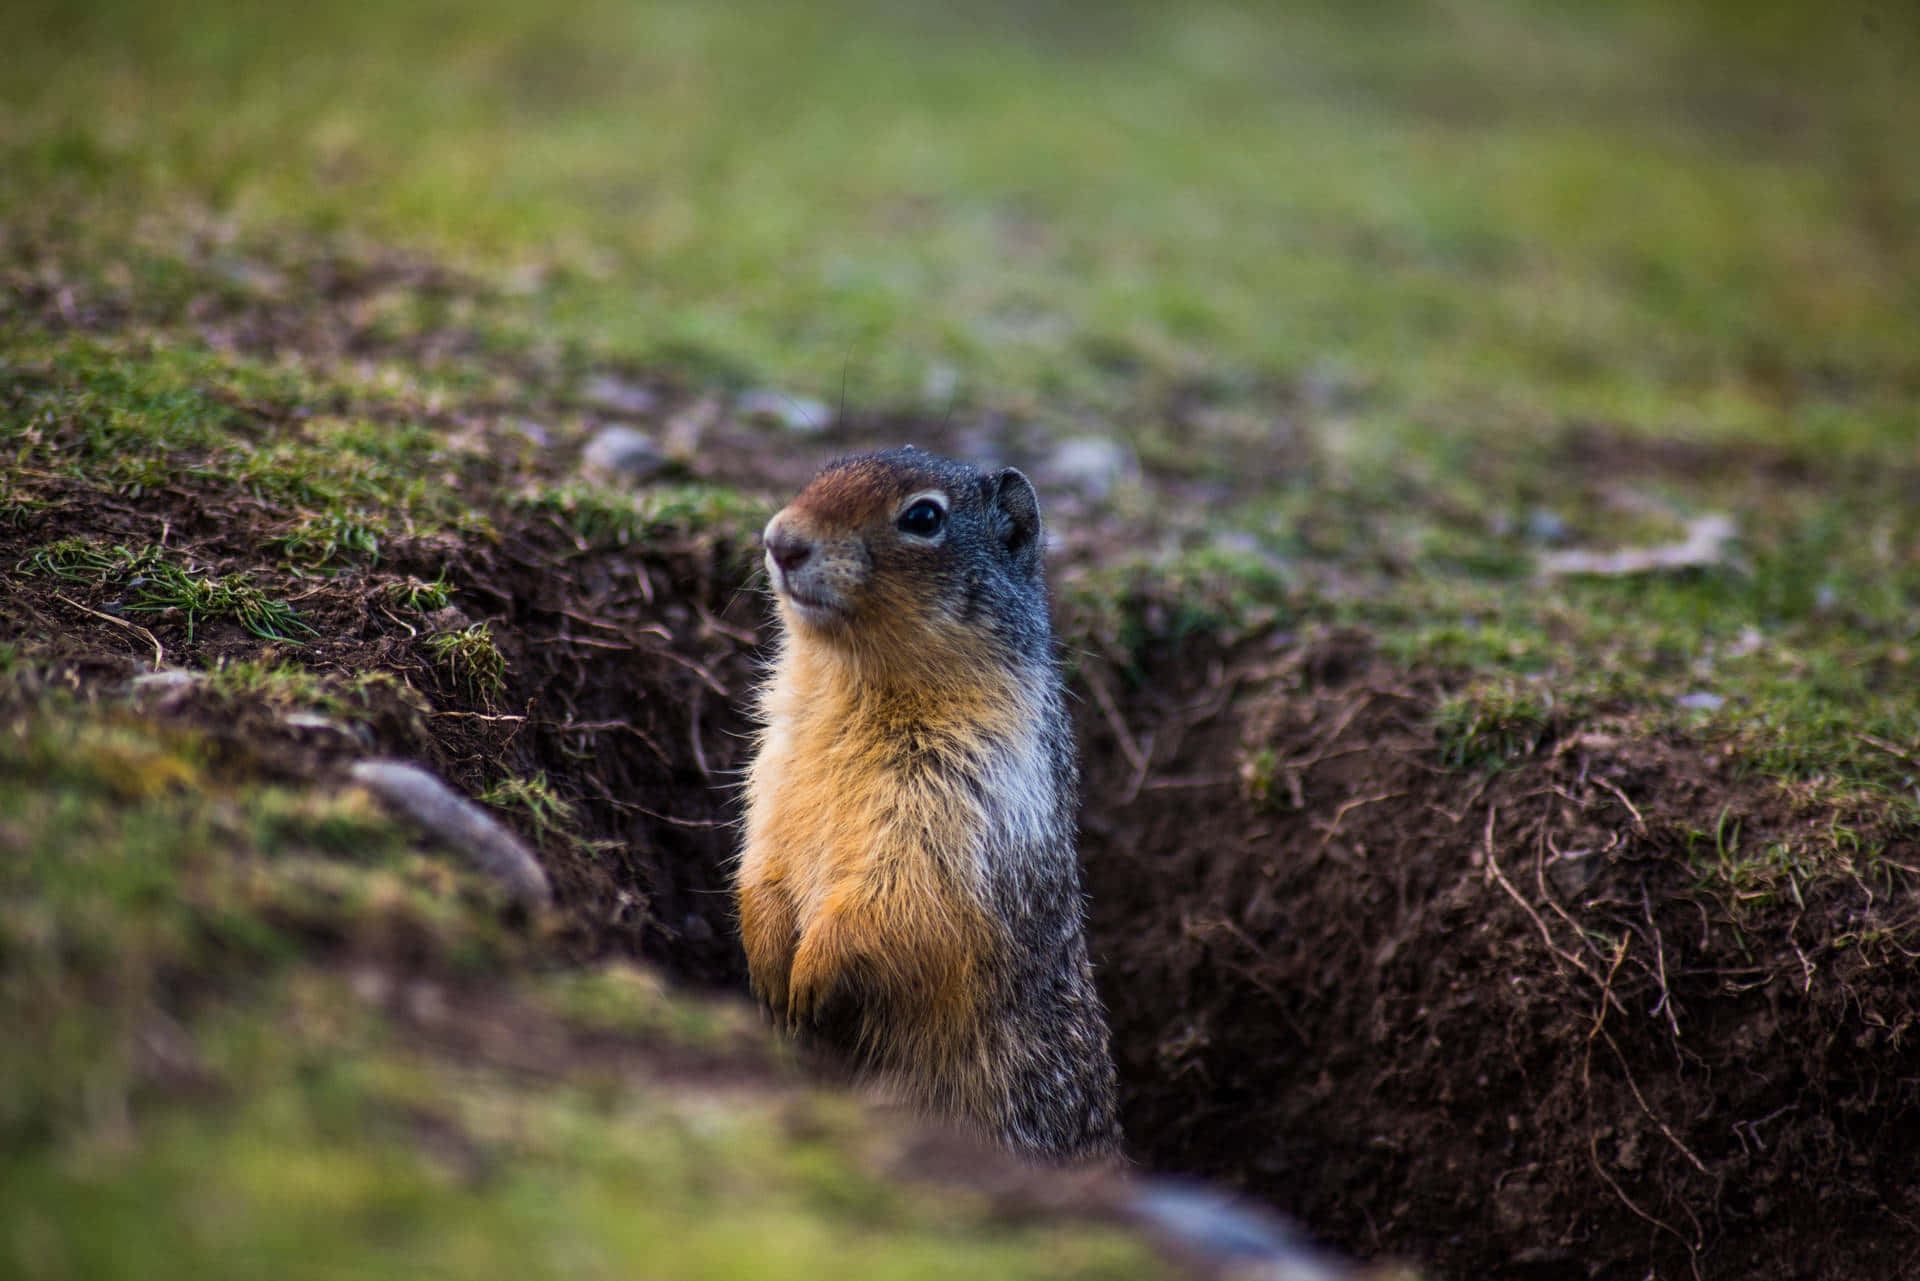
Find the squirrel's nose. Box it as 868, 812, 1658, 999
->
765, 522, 814, 574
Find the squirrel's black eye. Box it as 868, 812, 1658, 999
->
897, 499, 946, 538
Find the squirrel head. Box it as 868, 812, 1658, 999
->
762, 448, 1048, 660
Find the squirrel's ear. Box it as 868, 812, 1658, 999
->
987, 467, 1043, 572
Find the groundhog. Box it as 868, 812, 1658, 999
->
736, 446, 1122, 1162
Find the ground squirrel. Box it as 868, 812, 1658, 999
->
737, 447, 1122, 1162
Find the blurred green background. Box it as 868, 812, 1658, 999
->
7, 0, 1915, 426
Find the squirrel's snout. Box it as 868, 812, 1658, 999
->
764, 521, 814, 574
762, 511, 865, 627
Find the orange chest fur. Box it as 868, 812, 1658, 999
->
746, 707, 973, 916
742, 650, 1022, 930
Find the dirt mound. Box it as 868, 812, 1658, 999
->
1078, 628, 1920, 1279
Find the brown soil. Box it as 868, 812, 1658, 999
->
9, 355, 1920, 1278
1078, 628, 1920, 1280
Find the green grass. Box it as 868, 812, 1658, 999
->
425, 623, 507, 702
22, 536, 165, 584
0, 706, 434, 1144
382, 574, 454, 614
5, 335, 485, 526
6, 0, 1915, 419
480, 771, 595, 855
514, 480, 766, 549
23, 537, 315, 640
196, 658, 427, 728
124, 562, 316, 642
264, 512, 384, 569
0, 971, 1155, 1281
1432, 681, 1566, 772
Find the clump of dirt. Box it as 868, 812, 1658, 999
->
1077, 627, 1920, 1280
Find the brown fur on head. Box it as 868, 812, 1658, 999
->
759, 447, 1047, 680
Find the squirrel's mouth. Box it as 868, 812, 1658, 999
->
774, 578, 851, 627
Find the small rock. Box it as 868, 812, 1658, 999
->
1297, 361, 1354, 411
1128, 1178, 1351, 1279
351, 966, 392, 1004
1045, 436, 1138, 501
1210, 530, 1291, 577
212, 257, 287, 298
739, 389, 831, 434
662, 395, 721, 457
1725, 625, 1765, 659
132, 670, 200, 692
1525, 507, 1570, 544
580, 374, 658, 417
1538, 513, 1737, 578
406, 980, 449, 1024
582, 425, 668, 479
921, 363, 961, 406
129, 669, 201, 708
284, 711, 373, 748
505, 418, 551, 448
1547, 847, 1605, 897
1213, 531, 1263, 557
349, 760, 552, 909
1676, 691, 1725, 711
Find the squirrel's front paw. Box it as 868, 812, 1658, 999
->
750, 968, 791, 1021
786, 921, 858, 1032
784, 958, 844, 1032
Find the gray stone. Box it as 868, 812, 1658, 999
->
582, 425, 667, 479
1547, 846, 1606, 897
350, 760, 551, 909
1539, 513, 1737, 578
505, 418, 551, 447
1525, 507, 1570, 544
580, 374, 658, 417
1046, 436, 1138, 500
739, 389, 831, 434
921, 363, 961, 405
1128, 1179, 1351, 1280
131, 669, 200, 691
